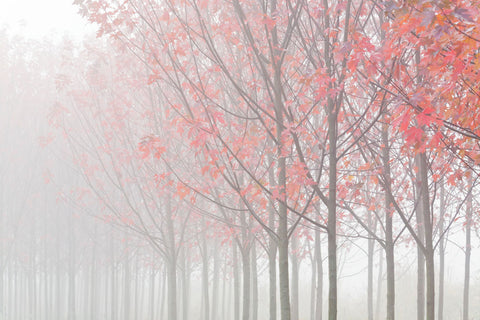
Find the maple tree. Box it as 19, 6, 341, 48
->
40, 1, 480, 320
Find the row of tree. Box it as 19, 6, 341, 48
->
2, 0, 480, 319
54, 0, 480, 320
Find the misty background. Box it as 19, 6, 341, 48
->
0, 1, 480, 320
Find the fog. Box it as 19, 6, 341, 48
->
1, 1, 480, 320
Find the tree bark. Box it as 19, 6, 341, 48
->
233, 241, 240, 320
418, 153, 434, 320
310, 240, 316, 320
123, 235, 131, 320
167, 198, 178, 320
382, 124, 395, 320
415, 156, 425, 320
291, 234, 299, 320
438, 179, 445, 320
315, 229, 323, 320
463, 173, 472, 320
367, 213, 374, 320
251, 243, 258, 320
241, 247, 250, 320
212, 243, 220, 320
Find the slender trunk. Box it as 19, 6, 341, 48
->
90, 226, 97, 320
110, 231, 116, 320
382, 124, 395, 320
315, 229, 323, 320
463, 174, 472, 320
241, 247, 250, 320
68, 213, 76, 320
233, 241, 240, 320
212, 243, 220, 320
291, 234, 299, 320
149, 269, 155, 320
166, 198, 178, 320
375, 251, 383, 320
367, 213, 374, 320
134, 255, 139, 320
159, 266, 166, 319
415, 155, 425, 320
183, 247, 190, 320
272, 0, 290, 317
267, 157, 277, 320
418, 153, 434, 320
167, 262, 178, 320
438, 179, 445, 320
201, 232, 209, 320
326, 89, 338, 320
310, 240, 316, 320
251, 243, 258, 320
222, 260, 227, 320
124, 236, 131, 320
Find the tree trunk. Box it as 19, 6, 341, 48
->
90, 226, 97, 320
326, 88, 338, 320
124, 236, 131, 320
110, 231, 116, 320
310, 240, 316, 320
166, 198, 178, 320
438, 179, 445, 320
212, 243, 220, 320
375, 251, 383, 320
182, 247, 190, 320
367, 214, 374, 320
315, 229, 323, 320
233, 241, 240, 320
382, 124, 395, 320
251, 243, 258, 320
272, 0, 291, 317
415, 156, 425, 320
149, 268, 155, 320
463, 173, 472, 320
241, 247, 250, 320
418, 153, 434, 320
68, 213, 76, 320
291, 234, 299, 320
267, 155, 278, 320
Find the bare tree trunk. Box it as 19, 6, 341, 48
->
310, 240, 316, 320
166, 199, 178, 320
375, 251, 383, 320
251, 243, 258, 320
233, 241, 240, 320
382, 124, 395, 320
149, 268, 155, 320
438, 179, 445, 320
110, 231, 116, 320
315, 229, 323, 320
418, 153, 434, 320
90, 226, 97, 320
291, 234, 299, 320
123, 235, 131, 320
415, 157, 425, 320
267, 160, 277, 320
212, 243, 220, 320
241, 247, 250, 320
272, 0, 291, 317
463, 174, 472, 320
367, 213, 374, 320
182, 247, 190, 320
159, 266, 166, 319
68, 213, 76, 320
326, 82, 338, 320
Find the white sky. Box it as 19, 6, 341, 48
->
0, 0, 95, 39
